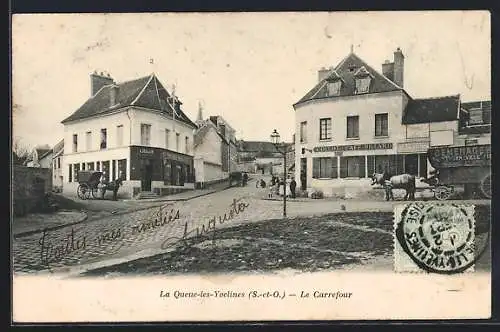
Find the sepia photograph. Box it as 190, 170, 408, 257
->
11, 10, 491, 322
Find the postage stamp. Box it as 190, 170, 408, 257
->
394, 202, 476, 274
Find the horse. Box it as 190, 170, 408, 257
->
371, 173, 416, 201
100, 177, 124, 200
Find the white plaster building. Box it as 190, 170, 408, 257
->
51, 139, 64, 191
61, 72, 197, 198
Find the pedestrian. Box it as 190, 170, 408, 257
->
290, 178, 297, 198
243, 172, 248, 186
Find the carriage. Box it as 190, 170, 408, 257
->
425, 144, 491, 201
76, 171, 106, 200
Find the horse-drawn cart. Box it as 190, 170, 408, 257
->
425, 144, 491, 200
76, 171, 105, 200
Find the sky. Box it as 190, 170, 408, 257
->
12, 11, 490, 149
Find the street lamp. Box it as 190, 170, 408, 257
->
270, 129, 292, 217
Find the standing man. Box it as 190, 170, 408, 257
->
290, 177, 297, 198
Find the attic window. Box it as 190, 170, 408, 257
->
348, 64, 357, 72
327, 80, 341, 96
355, 77, 371, 94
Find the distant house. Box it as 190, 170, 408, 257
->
237, 140, 293, 175
193, 115, 238, 188
25, 146, 53, 168
52, 139, 64, 191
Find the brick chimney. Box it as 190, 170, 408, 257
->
318, 67, 331, 83
90, 71, 114, 96
393, 47, 404, 87
109, 84, 119, 107
381, 60, 394, 81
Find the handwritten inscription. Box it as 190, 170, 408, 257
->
160, 198, 250, 250
39, 228, 86, 268
37, 197, 249, 269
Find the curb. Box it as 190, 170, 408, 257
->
13, 212, 89, 239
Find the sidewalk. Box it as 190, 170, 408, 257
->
13, 211, 88, 238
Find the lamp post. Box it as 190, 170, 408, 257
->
270, 129, 292, 218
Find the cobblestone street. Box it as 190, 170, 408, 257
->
12, 177, 491, 275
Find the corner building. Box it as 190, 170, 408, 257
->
61, 72, 197, 198
293, 48, 469, 197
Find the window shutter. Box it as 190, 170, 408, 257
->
312, 158, 319, 178
358, 156, 366, 178
339, 157, 347, 178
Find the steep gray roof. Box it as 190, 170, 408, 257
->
61, 74, 196, 128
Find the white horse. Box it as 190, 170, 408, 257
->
371, 173, 416, 201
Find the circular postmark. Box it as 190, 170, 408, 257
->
396, 202, 476, 274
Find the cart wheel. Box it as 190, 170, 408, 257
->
434, 186, 452, 201
91, 187, 100, 199
480, 173, 492, 199
77, 184, 89, 200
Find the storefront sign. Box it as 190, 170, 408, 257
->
428, 144, 491, 168
313, 143, 393, 153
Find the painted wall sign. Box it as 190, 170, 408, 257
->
428, 144, 491, 168
313, 143, 393, 153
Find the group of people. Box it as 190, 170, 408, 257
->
259, 175, 297, 199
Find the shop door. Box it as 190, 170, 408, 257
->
141, 159, 153, 191
300, 158, 307, 190
404, 154, 419, 175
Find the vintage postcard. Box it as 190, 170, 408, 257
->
11, 11, 491, 322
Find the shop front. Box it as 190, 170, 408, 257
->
130, 146, 194, 193
299, 141, 429, 197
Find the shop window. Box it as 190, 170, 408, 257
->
367, 154, 404, 176
141, 124, 151, 146
300, 121, 307, 143
118, 159, 127, 180
100, 129, 107, 149
68, 165, 72, 182
87, 162, 94, 171
96, 161, 100, 171
312, 157, 338, 179
74, 163, 80, 182
82, 163, 86, 171
102, 161, 110, 182
375, 113, 388, 137
347, 116, 359, 139
340, 156, 366, 178
403, 154, 419, 175
72, 134, 78, 152
112, 160, 116, 180
319, 118, 332, 141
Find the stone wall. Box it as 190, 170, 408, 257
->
13, 166, 52, 217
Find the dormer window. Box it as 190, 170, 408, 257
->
327, 80, 341, 96
354, 66, 373, 94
